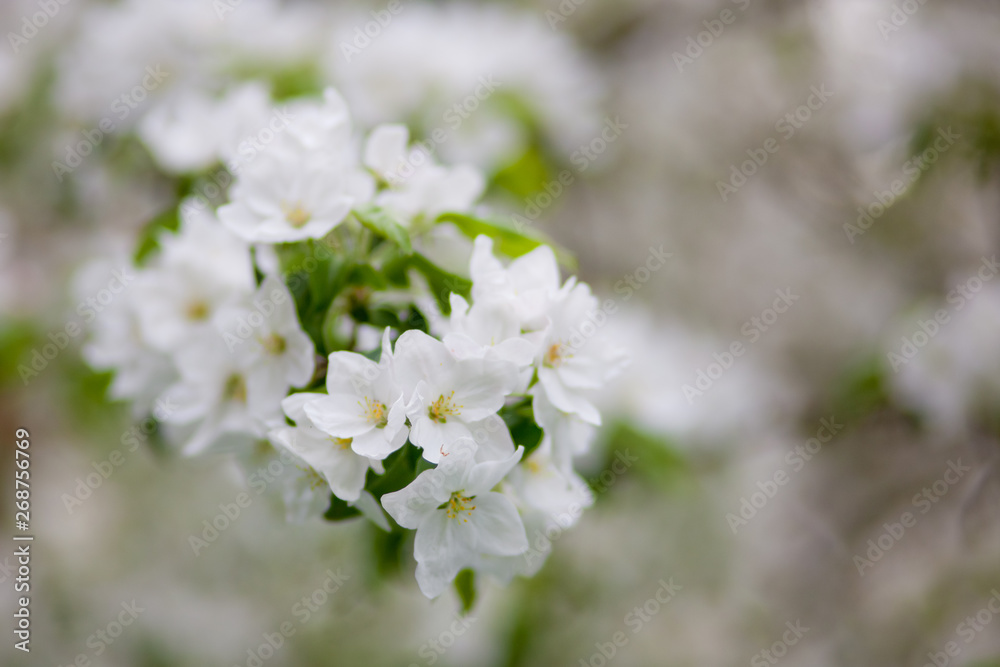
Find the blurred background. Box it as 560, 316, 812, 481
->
3, 0, 1000, 665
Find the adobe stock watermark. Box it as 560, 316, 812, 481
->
844, 127, 960, 243
180, 106, 296, 216
7, 0, 73, 55
56, 600, 145, 667
726, 416, 842, 534
18, 266, 135, 385
521, 448, 639, 569
887, 255, 1000, 372
877, 0, 929, 41
921, 589, 1000, 667
510, 116, 629, 234
220, 286, 291, 352
750, 620, 810, 666
672, 0, 753, 73
61, 398, 176, 514
51, 65, 170, 181
545, 0, 587, 29
579, 577, 682, 666
407, 613, 477, 667
188, 446, 304, 556
382, 76, 503, 186
543, 244, 671, 369
854, 459, 971, 576
233, 568, 350, 667
682, 288, 799, 404
338, 0, 405, 62
716, 84, 833, 202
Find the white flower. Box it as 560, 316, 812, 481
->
476, 438, 593, 581
304, 328, 409, 460
444, 293, 540, 369
532, 388, 596, 473
271, 393, 384, 503
324, 4, 603, 170
393, 330, 519, 462
218, 89, 373, 243
215, 276, 315, 399
468, 236, 560, 330
533, 278, 626, 425
73, 257, 176, 418
380, 441, 528, 598
132, 204, 255, 353
363, 123, 484, 224
159, 336, 280, 455
137, 82, 273, 174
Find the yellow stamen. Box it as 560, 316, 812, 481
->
444, 491, 476, 522
223, 374, 247, 404
186, 300, 209, 321
428, 391, 462, 424
360, 397, 388, 428
328, 436, 353, 450
282, 202, 312, 228
543, 342, 567, 367
261, 333, 286, 355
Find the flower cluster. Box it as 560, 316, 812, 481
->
80, 88, 623, 599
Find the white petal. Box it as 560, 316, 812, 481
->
304, 394, 377, 437
465, 446, 523, 496
381, 469, 448, 529
469, 493, 528, 556
364, 124, 409, 179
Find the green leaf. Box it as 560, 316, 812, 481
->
437, 211, 576, 270
454, 568, 477, 614
501, 408, 544, 458
344, 263, 389, 290
354, 205, 413, 255
370, 524, 408, 579
437, 212, 546, 258
367, 442, 421, 501
407, 253, 472, 315
323, 494, 362, 522
134, 206, 180, 265
601, 421, 688, 493
490, 143, 552, 200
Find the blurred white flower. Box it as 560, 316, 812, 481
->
159, 336, 280, 456
132, 205, 254, 354
214, 276, 315, 400
138, 81, 274, 174
363, 123, 484, 224
218, 89, 373, 243
326, 3, 603, 169
888, 282, 1000, 435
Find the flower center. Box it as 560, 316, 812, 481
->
328, 436, 353, 450
361, 396, 388, 428
186, 299, 210, 321
443, 491, 476, 521
261, 333, 286, 355
282, 202, 312, 228
223, 373, 247, 404
543, 342, 568, 367
428, 391, 461, 424
300, 465, 326, 490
